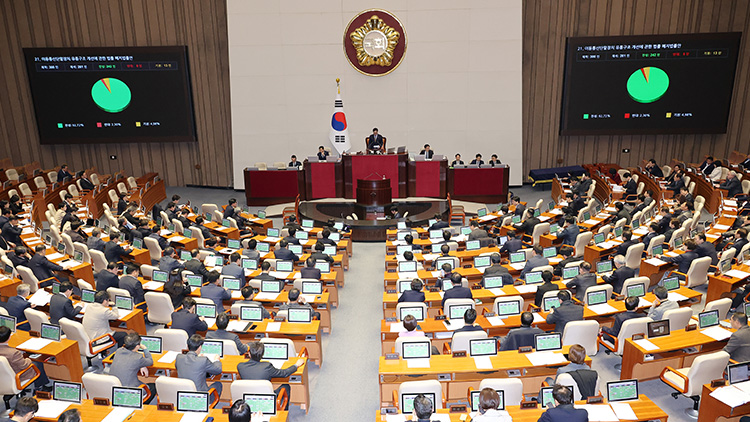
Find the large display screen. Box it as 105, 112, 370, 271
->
560, 33, 741, 135
24, 46, 196, 144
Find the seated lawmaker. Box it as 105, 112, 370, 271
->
57, 164, 73, 182
366, 128, 384, 152
208, 313, 249, 354
470, 154, 484, 166
6, 397, 39, 422
300, 257, 321, 280
237, 342, 300, 410
601, 296, 641, 343
4, 284, 32, 331
472, 388, 512, 422
544, 290, 583, 334
288, 155, 301, 168
534, 270, 558, 307
419, 144, 434, 159
451, 154, 464, 167
429, 213, 449, 231
317, 146, 330, 161
565, 262, 597, 302
724, 312, 750, 362
488, 154, 501, 167
175, 334, 224, 396
49, 281, 82, 325
452, 308, 483, 335
398, 279, 425, 303
171, 297, 208, 336
500, 311, 543, 351
538, 384, 588, 422
201, 270, 230, 308
441, 273, 472, 306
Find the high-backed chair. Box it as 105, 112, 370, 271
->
144, 292, 174, 325
202, 203, 220, 216
573, 232, 593, 258
442, 299, 475, 320
562, 320, 600, 356
155, 376, 219, 407
59, 317, 115, 367
73, 242, 91, 264
0, 356, 40, 409
663, 307, 693, 331
154, 328, 188, 352
16, 266, 47, 293
477, 378, 523, 406
230, 380, 288, 411
452, 331, 489, 355
646, 235, 666, 256
395, 302, 428, 321
143, 236, 163, 263
259, 338, 307, 360
82, 373, 122, 400
33, 176, 46, 190
673, 256, 711, 288
620, 276, 650, 296
492, 296, 523, 316
60, 233, 75, 257
660, 351, 730, 417
557, 372, 600, 401
583, 285, 613, 305
395, 380, 445, 412
214, 339, 240, 356
526, 223, 550, 247
624, 243, 645, 270
140, 264, 158, 279
90, 250, 108, 273
106, 287, 130, 302
703, 298, 732, 319
76, 279, 94, 292
394, 337, 434, 358
24, 308, 50, 332
599, 317, 652, 357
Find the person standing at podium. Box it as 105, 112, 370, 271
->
419, 144, 434, 159
366, 128, 384, 153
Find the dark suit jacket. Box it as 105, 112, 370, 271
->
623, 179, 637, 195
237, 359, 298, 380
367, 134, 384, 149
79, 178, 95, 191
722, 177, 743, 197
282, 235, 300, 245
602, 310, 641, 337
500, 326, 544, 351
49, 293, 81, 325
119, 275, 145, 305
453, 324, 484, 335
603, 266, 635, 296
696, 242, 719, 266
95, 270, 120, 293
566, 273, 597, 302
513, 204, 526, 217
516, 217, 541, 235
171, 309, 208, 336
1, 224, 22, 245
86, 237, 106, 252
311, 251, 334, 264
57, 170, 72, 182
300, 267, 321, 280
175, 351, 222, 391
499, 238, 523, 254
420, 149, 434, 159
700, 161, 716, 175
535, 282, 560, 307
185, 259, 210, 279
207, 329, 248, 354
537, 404, 588, 422
664, 250, 699, 274
201, 283, 231, 307
545, 300, 583, 334
158, 256, 184, 273
275, 248, 299, 262
572, 178, 592, 196
648, 165, 664, 178
441, 286, 473, 307
104, 241, 129, 263
429, 221, 449, 231
482, 265, 513, 286
4, 295, 31, 330
616, 240, 636, 257
557, 225, 580, 246
28, 253, 63, 282
398, 290, 425, 303
724, 325, 750, 362
520, 255, 549, 278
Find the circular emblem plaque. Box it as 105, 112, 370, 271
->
344, 9, 407, 77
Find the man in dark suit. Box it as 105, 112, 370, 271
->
666, 168, 685, 196
520, 245, 549, 279
108, 333, 154, 399
727, 228, 750, 257
310, 242, 334, 265
641, 223, 661, 252
237, 341, 300, 410
724, 312, 750, 362
451, 154, 464, 167
645, 159, 664, 178
511, 196, 526, 217
429, 214, 449, 231
398, 279, 425, 303
499, 230, 523, 255
612, 201, 631, 225
556, 216, 580, 246
482, 253, 513, 286
568, 192, 586, 214
317, 146, 329, 161
571, 172, 592, 196
2, 216, 22, 247
78, 170, 95, 191
699, 156, 716, 175
104, 232, 131, 263
158, 247, 184, 273
565, 262, 597, 302
185, 249, 211, 279
657, 206, 673, 234
283, 227, 301, 245
28, 245, 63, 286
300, 257, 321, 280
694, 233, 718, 267
0, 207, 11, 230
500, 311, 544, 351
602, 255, 635, 296
254, 261, 277, 282
616, 229, 636, 257
207, 313, 249, 354
8, 246, 30, 268
514, 209, 540, 237
419, 144, 434, 159
658, 239, 699, 280
171, 297, 208, 336
201, 271, 230, 308
275, 240, 299, 262
282, 215, 301, 231
366, 128, 384, 152
622, 172, 637, 196
537, 384, 588, 422
86, 228, 106, 252
721, 171, 743, 198
4, 284, 33, 331
468, 220, 489, 241
441, 273, 473, 306
470, 154, 484, 166
119, 265, 145, 306
288, 155, 302, 168
95, 262, 120, 293
534, 270, 559, 307
451, 309, 484, 338
175, 334, 224, 395
630, 195, 648, 218
601, 296, 642, 343
56, 164, 72, 182
545, 290, 583, 334
319, 229, 338, 246
221, 252, 244, 281
553, 246, 579, 277
49, 281, 82, 325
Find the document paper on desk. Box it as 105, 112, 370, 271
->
577, 404, 618, 422
158, 350, 179, 363
710, 384, 750, 407
265, 322, 282, 332
168, 235, 187, 243
478, 215, 496, 222
407, 358, 431, 368
525, 351, 567, 366
485, 316, 505, 326
588, 303, 618, 315
227, 320, 250, 332
609, 402, 637, 420
397, 271, 420, 279
488, 288, 506, 297
644, 258, 667, 266
34, 400, 72, 419
180, 412, 209, 422
633, 338, 659, 351
101, 407, 135, 422
514, 284, 537, 294
16, 338, 54, 351
509, 262, 526, 271
474, 356, 493, 369
142, 281, 164, 290
253, 292, 280, 301
29, 290, 53, 306
389, 322, 406, 333
725, 269, 750, 280
700, 325, 733, 341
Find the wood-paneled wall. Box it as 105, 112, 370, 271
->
523, 0, 750, 179
0, 0, 232, 187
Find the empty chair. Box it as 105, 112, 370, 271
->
59, 317, 115, 367
573, 232, 593, 258
33, 176, 46, 190
646, 235, 666, 255
620, 276, 650, 296
90, 250, 108, 273
703, 298, 732, 319
254, 162, 268, 170
16, 266, 44, 293
624, 243, 645, 270
140, 264, 158, 279
155, 376, 219, 407
60, 233, 75, 257
562, 320, 600, 356
172, 219, 184, 234
76, 279, 94, 292
583, 285, 613, 305
18, 183, 32, 198
0, 356, 40, 410
395, 380, 445, 412
154, 328, 189, 352
528, 223, 550, 247
662, 307, 693, 331
492, 296, 523, 316
202, 203, 220, 216
230, 380, 288, 410
143, 236, 163, 263
127, 176, 138, 190
660, 351, 730, 418
73, 242, 92, 264
450, 331, 488, 354
108, 189, 119, 204
395, 302, 428, 321
4, 168, 19, 182
117, 181, 128, 195
68, 184, 80, 198
478, 378, 524, 406
24, 308, 50, 332
144, 292, 174, 325
599, 317, 652, 356
443, 298, 475, 320
106, 287, 130, 302
81, 373, 133, 400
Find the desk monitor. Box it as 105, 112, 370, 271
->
632, 218, 640, 229
401, 392, 436, 415
496, 300, 521, 317
115, 295, 133, 311
596, 260, 613, 274
257, 242, 270, 253
0, 315, 16, 332
509, 252, 526, 264
242, 258, 258, 270
469, 338, 498, 357
276, 260, 293, 273
728, 362, 750, 384
323, 245, 336, 255
256, 210, 266, 219
534, 208, 543, 218
399, 306, 425, 322
112, 386, 143, 409
698, 310, 720, 329
440, 279, 453, 291
177, 391, 209, 413
477, 208, 488, 217
266, 228, 280, 237
57, 242, 65, 254
614, 226, 624, 237
302, 219, 314, 229
586, 290, 608, 306
295, 231, 308, 240
674, 236, 684, 249
525, 271, 543, 284
540, 387, 553, 408
562, 266, 579, 280
593, 233, 605, 245
195, 303, 217, 319
401, 341, 431, 359
222, 277, 241, 291
240, 306, 263, 322
542, 296, 561, 312
720, 259, 732, 274
497, 236, 508, 246
542, 247, 557, 259
205, 213, 213, 222
428, 219, 437, 227
301, 281, 323, 295
132, 238, 143, 249
449, 304, 473, 320
430, 244, 443, 254
512, 215, 522, 224
548, 201, 556, 211
398, 280, 413, 294
222, 219, 231, 228
474, 256, 491, 268
483, 276, 504, 289
651, 245, 664, 257
606, 379, 639, 402
744, 302, 750, 318
204, 255, 221, 267
663, 276, 680, 291
242, 393, 277, 416
262, 342, 288, 360
534, 333, 562, 352
429, 229, 443, 239
466, 240, 481, 251
435, 257, 454, 271
397, 221, 407, 230
315, 261, 331, 273
140, 336, 162, 353
180, 250, 192, 261
81, 288, 96, 303
261, 280, 283, 294
73, 250, 84, 263
396, 245, 411, 256
53, 381, 82, 403
647, 320, 670, 338
583, 211, 591, 221
288, 244, 303, 255
626, 283, 646, 298
52, 282, 60, 295
334, 223, 345, 232
152, 270, 168, 283
201, 340, 223, 357
184, 227, 193, 238
549, 223, 559, 234
225, 239, 240, 250
398, 261, 417, 273
470, 389, 505, 412
288, 307, 312, 323
168, 223, 176, 232
397, 231, 409, 241
461, 227, 472, 236
186, 274, 203, 287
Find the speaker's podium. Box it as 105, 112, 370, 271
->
356, 177, 392, 219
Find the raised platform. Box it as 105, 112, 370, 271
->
297, 199, 448, 241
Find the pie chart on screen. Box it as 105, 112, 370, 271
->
91, 77, 131, 113
627, 67, 669, 103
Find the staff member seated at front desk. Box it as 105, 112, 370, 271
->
366, 127, 385, 153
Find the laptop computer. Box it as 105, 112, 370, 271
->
257, 242, 270, 253
483, 276, 504, 289
626, 283, 646, 298
257, 210, 267, 219
477, 208, 488, 217
562, 266, 579, 280
698, 310, 720, 329
651, 245, 663, 257
525, 271, 543, 284
397, 221, 407, 230
295, 231, 309, 240
466, 240, 481, 251
401, 340, 431, 360
115, 296, 133, 312
606, 379, 639, 402
647, 320, 670, 338
474, 256, 491, 269
186, 274, 203, 287
242, 393, 277, 417
429, 230, 443, 240
469, 338, 497, 357
663, 276, 680, 291
289, 244, 303, 255
549, 223, 559, 234
728, 361, 750, 384
461, 227, 472, 236
397, 280, 413, 294
242, 258, 258, 270
80, 288, 96, 303
323, 245, 336, 255
261, 280, 283, 294
586, 290, 608, 306
222, 277, 241, 291
534, 332, 562, 352
448, 304, 473, 320
266, 228, 280, 237
302, 219, 314, 229
276, 260, 293, 273
593, 233, 606, 245
614, 226, 624, 237
177, 391, 209, 413
496, 300, 521, 317
240, 306, 264, 322
140, 336, 163, 353
399, 306, 425, 321
200, 340, 224, 357
398, 261, 418, 273
152, 270, 168, 283
596, 260, 613, 275
112, 386, 143, 409
512, 215, 521, 224
314, 261, 331, 273
262, 342, 289, 360
180, 250, 192, 261
396, 245, 411, 256
301, 281, 323, 295
0, 315, 16, 332
195, 303, 217, 319
542, 247, 557, 258
542, 296, 561, 312
53, 381, 82, 403
329, 232, 341, 242
509, 252, 526, 264
288, 307, 313, 323
132, 238, 143, 249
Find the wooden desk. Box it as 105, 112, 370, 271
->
375, 394, 667, 422
621, 327, 733, 380
698, 383, 750, 422
408, 159, 448, 198
448, 166, 509, 203
70, 299, 148, 335
707, 263, 750, 304
9, 330, 84, 382
243, 168, 304, 206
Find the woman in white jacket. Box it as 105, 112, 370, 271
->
709, 160, 724, 182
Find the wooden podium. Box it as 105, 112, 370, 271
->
356, 178, 392, 206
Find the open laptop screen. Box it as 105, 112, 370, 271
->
607, 379, 639, 402
0, 315, 16, 332
240, 306, 263, 322
647, 320, 670, 338
626, 283, 646, 298
195, 303, 217, 318
177, 391, 209, 413
586, 290, 608, 306
243, 393, 277, 416
728, 361, 750, 384
53, 381, 82, 403
469, 339, 497, 357
596, 260, 613, 274
41, 323, 61, 341
262, 342, 288, 360
698, 310, 719, 329
140, 336, 162, 353
449, 304, 472, 320
534, 333, 562, 351
288, 307, 312, 323
562, 266, 579, 280
401, 341, 431, 359
496, 301, 520, 317
399, 306, 425, 322
542, 296, 561, 312
112, 386, 143, 409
